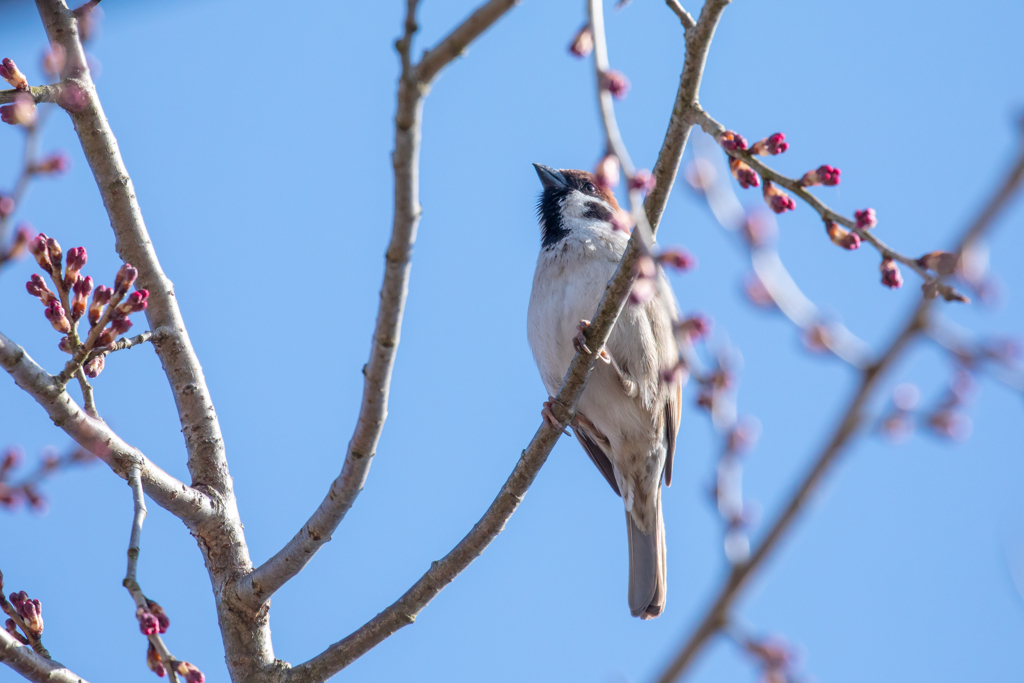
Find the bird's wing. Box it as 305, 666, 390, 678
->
574, 418, 621, 496
664, 379, 682, 487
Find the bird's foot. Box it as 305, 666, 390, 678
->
573, 319, 610, 363
542, 396, 571, 434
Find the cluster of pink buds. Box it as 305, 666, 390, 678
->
29, 152, 69, 175
762, 181, 795, 214
568, 24, 594, 57
854, 208, 877, 229
136, 598, 170, 635
1, 574, 46, 649
628, 170, 655, 194
594, 154, 619, 189
601, 70, 630, 100
1, 224, 31, 266
656, 247, 696, 272
825, 221, 860, 250
24, 233, 148, 379
799, 164, 841, 187
718, 130, 747, 151
729, 158, 759, 189
879, 257, 903, 289
0, 58, 28, 90
749, 133, 788, 156
0, 92, 36, 127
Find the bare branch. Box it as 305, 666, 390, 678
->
653, 132, 1024, 683
0, 329, 213, 525
236, 0, 521, 609
0, 629, 89, 683
0, 85, 62, 106
284, 2, 733, 679
665, 0, 696, 30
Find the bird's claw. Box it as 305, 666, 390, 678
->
573, 320, 592, 355
542, 396, 571, 435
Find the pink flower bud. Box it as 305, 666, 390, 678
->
89, 284, 112, 325
63, 246, 87, 288
675, 314, 712, 341
114, 263, 138, 295
825, 222, 860, 250
569, 24, 594, 58
83, 354, 104, 378
718, 130, 748, 151
137, 606, 160, 635
146, 642, 167, 678
0, 93, 36, 126
916, 251, 957, 277
800, 164, 841, 187
71, 275, 93, 321
27, 233, 52, 271
58, 336, 72, 353
1, 447, 21, 476
594, 154, 619, 189
602, 70, 630, 100
175, 661, 205, 683
4, 619, 26, 645
26, 274, 57, 305
0, 58, 28, 90
762, 181, 795, 214
629, 170, 656, 193
854, 208, 877, 229
880, 258, 903, 289
116, 289, 149, 316
629, 277, 656, 304
44, 300, 70, 333
0, 195, 13, 216
656, 248, 696, 271
45, 237, 62, 269
97, 317, 132, 346
10, 591, 43, 636
146, 599, 170, 633
41, 45, 66, 80
749, 133, 788, 156
729, 158, 760, 189
6, 224, 31, 261
31, 152, 69, 175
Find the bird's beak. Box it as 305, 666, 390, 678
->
533, 163, 567, 190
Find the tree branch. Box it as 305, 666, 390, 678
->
235, 0, 521, 609
653, 129, 1024, 683
0, 629, 88, 683
283, 2, 733, 680
665, 0, 696, 31
0, 85, 62, 106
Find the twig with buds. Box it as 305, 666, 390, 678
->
122, 467, 203, 683
0, 444, 95, 512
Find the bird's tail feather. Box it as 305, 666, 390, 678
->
626, 490, 666, 619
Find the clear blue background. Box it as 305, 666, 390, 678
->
2, 0, 1023, 681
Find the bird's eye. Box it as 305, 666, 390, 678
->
584, 182, 597, 194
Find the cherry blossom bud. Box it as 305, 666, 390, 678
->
63, 246, 87, 289
115, 289, 149, 316
175, 661, 205, 683
89, 284, 112, 325
98, 317, 132, 346
1, 447, 20, 477
602, 70, 630, 99
0, 58, 28, 90
58, 336, 72, 353
629, 170, 655, 193
629, 277, 656, 304
22, 483, 44, 510
880, 258, 903, 289
0, 195, 13, 217
83, 354, 104, 378
569, 24, 594, 57
114, 263, 138, 295
594, 154, 619, 189
137, 606, 160, 635
41, 44, 66, 80
799, 164, 841, 187
825, 221, 860, 250
146, 642, 167, 678
718, 130, 747, 151
44, 240, 63, 279
0, 93, 36, 126
656, 248, 695, 271
44, 300, 70, 333
27, 233, 52, 271
675, 314, 712, 341
854, 208, 877, 229
728, 158, 760, 189
762, 181, 795, 214
749, 132, 788, 156
7, 224, 31, 261
146, 599, 170, 633
31, 152, 69, 175
26, 274, 57, 305
916, 251, 957, 276
71, 275, 93, 321
9, 591, 43, 637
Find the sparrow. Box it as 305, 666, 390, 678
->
527, 163, 682, 619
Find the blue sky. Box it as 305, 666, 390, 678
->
2, 0, 1023, 681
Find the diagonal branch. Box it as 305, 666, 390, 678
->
235, 0, 521, 610
0, 629, 89, 683
653, 128, 1024, 683
283, 2, 733, 680
0, 329, 213, 523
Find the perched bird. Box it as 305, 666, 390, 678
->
527, 163, 682, 619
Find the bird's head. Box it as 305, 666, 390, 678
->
533, 163, 623, 248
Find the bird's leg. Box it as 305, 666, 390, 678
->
542, 396, 572, 435
574, 319, 611, 363
606, 355, 639, 398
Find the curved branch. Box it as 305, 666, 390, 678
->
0, 330, 213, 523
0, 630, 89, 683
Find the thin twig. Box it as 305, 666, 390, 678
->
653, 129, 1024, 683
665, 0, 696, 30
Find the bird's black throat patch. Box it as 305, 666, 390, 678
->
537, 187, 571, 248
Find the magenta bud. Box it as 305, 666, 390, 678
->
114, 264, 138, 295
11, 591, 42, 636
175, 661, 205, 683
58, 336, 72, 353
31, 152, 69, 175
27, 233, 52, 271
71, 275, 93, 321
63, 246, 87, 288
602, 70, 630, 100
83, 354, 105, 378
825, 222, 860, 250
569, 24, 594, 58
854, 208, 877, 229
763, 181, 796, 214
147, 642, 167, 678
0, 58, 28, 90
749, 132, 788, 156
26, 274, 56, 305
44, 300, 70, 333
116, 289, 149, 316
729, 158, 760, 189
675, 314, 712, 341
146, 599, 170, 633
89, 284, 112, 325
137, 607, 159, 636
0, 94, 36, 126
800, 164, 841, 187
45, 237, 62, 268
656, 248, 696, 271
629, 170, 656, 193
718, 130, 748, 151
880, 258, 903, 289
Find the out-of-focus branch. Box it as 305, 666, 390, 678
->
0, 629, 88, 683
653, 129, 1024, 683
283, 3, 732, 681
236, 0, 521, 610
0, 329, 213, 523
